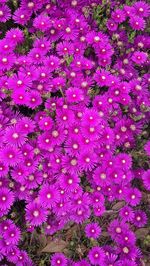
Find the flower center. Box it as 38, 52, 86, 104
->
33, 210, 39, 217
71, 0, 77, 6
123, 247, 129, 254
94, 36, 100, 42
71, 159, 77, 166
73, 143, 78, 149
66, 27, 71, 33
100, 173, 106, 179
131, 194, 135, 199
139, 7, 143, 12
52, 130, 59, 137
116, 227, 121, 233
2, 196, 6, 201
0, 10, 4, 16
20, 14, 25, 19
8, 154, 13, 159
47, 193, 51, 199
12, 133, 19, 139
68, 178, 73, 184
28, 2, 34, 8
29, 175, 34, 181
136, 216, 141, 221
85, 157, 90, 163
2, 57, 7, 63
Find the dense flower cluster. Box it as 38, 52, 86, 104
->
0, 0, 149, 265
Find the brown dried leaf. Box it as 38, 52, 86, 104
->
135, 228, 149, 240
140, 259, 146, 266
38, 233, 47, 248
65, 225, 78, 240
41, 239, 68, 253
112, 201, 125, 211
101, 231, 109, 237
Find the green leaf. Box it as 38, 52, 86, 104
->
128, 31, 136, 43
65, 56, 73, 66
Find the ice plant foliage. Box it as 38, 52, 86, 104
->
0, 0, 149, 265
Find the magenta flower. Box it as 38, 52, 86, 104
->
0, 145, 22, 166
132, 51, 148, 64
85, 222, 101, 239
133, 1, 150, 17
88, 246, 105, 265
144, 141, 150, 156
0, 0, 149, 264
4, 125, 26, 147
3, 224, 21, 245
39, 183, 60, 208
111, 9, 126, 24
0, 4, 11, 22
51, 253, 68, 266
26, 201, 48, 226
142, 170, 150, 190
124, 188, 142, 206
0, 187, 14, 211
119, 206, 135, 222
26, 91, 42, 109
129, 15, 146, 30
133, 210, 147, 227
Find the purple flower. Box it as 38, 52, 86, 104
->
51, 253, 68, 266
133, 210, 147, 227
0, 4, 11, 22
124, 188, 142, 206
0, 0, 149, 264
142, 170, 150, 190
129, 15, 146, 31
39, 183, 60, 208
26, 201, 48, 226
88, 246, 105, 265
132, 51, 148, 64
3, 224, 21, 245
119, 206, 135, 222
144, 141, 150, 156
133, 1, 150, 18
85, 222, 101, 239
0, 187, 14, 211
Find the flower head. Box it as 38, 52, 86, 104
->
26, 201, 48, 226
85, 222, 101, 239
88, 246, 105, 265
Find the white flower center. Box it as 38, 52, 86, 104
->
2, 57, 7, 63
52, 130, 59, 137
116, 227, 121, 233
28, 2, 34, 8
123, 247, 129, 254
2, 196, 6, 201
68, 179, 73, 184
66, 27, 71, 33
47, 193, 51, 199
100, 173, 106, 179
0, 10, 4, 16
33, 210, 39, 217
12, 133, 19, 139
71, 159, 77, 166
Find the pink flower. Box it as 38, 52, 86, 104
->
0, 145, 22, 166
88, 246, 105, 265
26, 201, 48, 226
85, 222, 101, 239
0, 187, 14, 211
